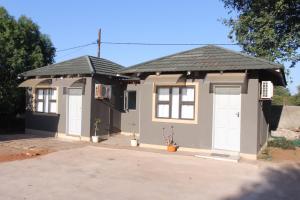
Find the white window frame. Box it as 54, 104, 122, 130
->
124, 90, 137, 111
35, 88, 57, 114
155, 85, 196, 121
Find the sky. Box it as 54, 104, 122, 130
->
1, 0, 299, 94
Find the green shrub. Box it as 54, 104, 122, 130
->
292, 140, 300, 147
268, 137, 296, 150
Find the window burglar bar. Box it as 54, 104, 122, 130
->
35, 88, 57, 113
156, 86, 195, 120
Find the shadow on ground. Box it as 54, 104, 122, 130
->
224, 163, 300, 200
0, 132, 55, 142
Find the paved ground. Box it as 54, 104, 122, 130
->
0, 145, 299, 200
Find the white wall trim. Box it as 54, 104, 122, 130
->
120, 131, 140, 137
239, 153, 257, 160
139, 143, 257, 160
57, 133, 90, 142
25, 128, 56, 136
25, 129, 90, 142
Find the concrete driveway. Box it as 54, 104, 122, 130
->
0, 146, 299, 200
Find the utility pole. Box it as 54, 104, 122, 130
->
97, 29, 101, 58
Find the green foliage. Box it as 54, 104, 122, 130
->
294, 86, 300, 106
272, 86, 293, 105
0, 7, 55, 114
268, 137, 296, 150
292, 139, 300, 147
222, 0, 299, 68
272, 86, 300, 106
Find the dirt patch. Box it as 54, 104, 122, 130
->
0, 148, 52, 163
268, 147, 300, 163
0, 133, 89, 163
259, 147, 300, 163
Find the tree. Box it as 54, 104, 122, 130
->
294, 85, 300, 106
222, 0, 299, 68
272, 86, 292, 105
0, 7, 55, 114
272, 86, 300, 106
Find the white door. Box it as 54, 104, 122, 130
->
213, 86, 241, 152
68, 88, 82, 136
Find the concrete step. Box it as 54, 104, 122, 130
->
195, 152, 240, 163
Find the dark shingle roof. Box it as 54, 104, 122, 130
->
119, 45, 284, 74
21, 56, 124, 77
89, 56, 124, 76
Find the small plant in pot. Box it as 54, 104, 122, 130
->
130, 123, 138, 147
92, 118, 101, 143
162, 126, 177, 152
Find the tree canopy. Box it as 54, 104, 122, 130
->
0, 7, 55, 114
222, 0, 299, 68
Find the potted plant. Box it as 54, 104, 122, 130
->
162, 126, 177, 152
92, 118, 101, 143
130, 122, 138, 147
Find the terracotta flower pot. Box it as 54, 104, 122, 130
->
167, 145, 177, 152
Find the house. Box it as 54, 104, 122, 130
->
19, 56, 125, 141
19, 45, 286, 159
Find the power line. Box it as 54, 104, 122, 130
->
101, 41, 239, 46
56, 45, 90, 60
56, 41, 239, 53
56, 42, 97, 52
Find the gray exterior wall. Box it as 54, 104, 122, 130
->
240, 78, 260, 154
137, 78, 214, 149
121, 73, 262, 154
257, 100, 271, 151
120, 84, 140, 134
26, 77, 92, 137
90, 75, 123, 137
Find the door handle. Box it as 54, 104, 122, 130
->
236, 112, 240, 118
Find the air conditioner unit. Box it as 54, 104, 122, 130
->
260, 81, 273, 99
95, 84, 112, 99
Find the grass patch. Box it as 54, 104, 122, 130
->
292, 139, 300, 147
258, 148, 272, 161
268, 137, 296, 150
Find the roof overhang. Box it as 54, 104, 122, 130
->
145, 74, 186, 84
52, 78, 86, 87
205, 73, 246, 84
18, 78, 52, 88
18, 78, 86, 88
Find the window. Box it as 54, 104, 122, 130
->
156, 86, 195, 120
35, 88, 57, 113
124, 91, 136, 110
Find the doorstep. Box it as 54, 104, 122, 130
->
195, 151, 240, 163
56, 133, 90, 142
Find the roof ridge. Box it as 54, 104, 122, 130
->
88, 56, 125, 69
85, 56, 95, 74
50, 55, 87, 66
121, 46, 209, 72
211, 45, 283, 68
